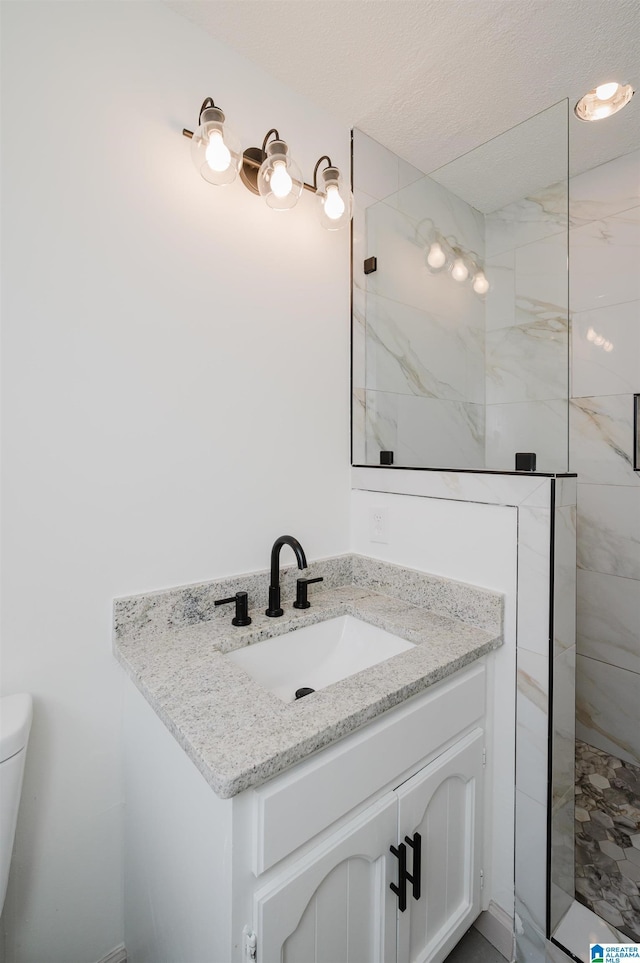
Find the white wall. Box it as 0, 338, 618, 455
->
0, 3, 350, 960
350, 487, 518, 917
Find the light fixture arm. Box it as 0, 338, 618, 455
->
312, 155, 333, 191
182, 96, 218, 140
261, 128, 281, 153
198, 97, 215, 122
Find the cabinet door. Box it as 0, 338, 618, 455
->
396, 728, 485, 963
253, 794, 398, 963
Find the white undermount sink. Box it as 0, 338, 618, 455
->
226, 615, 416, 703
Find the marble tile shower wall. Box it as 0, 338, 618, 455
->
352, 130, 485, 468
570, 149, 640, 771
513, 478, 577, 963
484, 183, 569, 472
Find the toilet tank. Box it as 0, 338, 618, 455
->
0, 694, 33, 913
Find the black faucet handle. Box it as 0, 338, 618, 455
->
293, 576, 324, 610
214, 591, 252, 627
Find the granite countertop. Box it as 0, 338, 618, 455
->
114, 555, 503, 799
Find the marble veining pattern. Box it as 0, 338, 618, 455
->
486, 317, 568, 405
354, 136, 488, 471
516, 647, 549, 807
571, 300, 640, 400
551, 789, 576, 932
351, 464, 565, 508
553, 647, 577, 807
516, 788, 549, 934
554, 504, 577, 656
485, 180, 567, 258
485, 399, 569, 475
575, 740, 640, 941
576, 569, 640, 677
570, 150, 640, 227
569, 207, 640, 315
515, 232, 568, 329
394, 395, 485, 469
485, 249, 515, 330
570, 395, 640, 487
577, 484, 640, 580
114, 555, 503, 798
576, 655, 640, 769
364, 291, 484, 404
364, 388, 398, 460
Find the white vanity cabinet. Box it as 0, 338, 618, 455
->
250, 727, 484, 963
123, 660, 488, 963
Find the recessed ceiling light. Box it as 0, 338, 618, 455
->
574, 82, 634, 121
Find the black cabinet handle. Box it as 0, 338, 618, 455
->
405, 832, 422, 901
389, 842, 407, 912
214, 591, 251, 627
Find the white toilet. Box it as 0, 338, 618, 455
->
0, 694, 33, 915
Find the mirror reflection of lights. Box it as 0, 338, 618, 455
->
423, 226, 489, 298
426, 241, 447, 269
450, 256, 469, 282
587, 326, 614, 352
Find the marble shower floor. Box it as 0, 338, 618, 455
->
575, 740, 640, 941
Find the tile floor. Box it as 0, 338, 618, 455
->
575, 740, 640, 941
443, 926, 507, 963
553, 897, 638, 962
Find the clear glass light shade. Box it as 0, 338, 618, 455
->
190, 106, 242, 186
316, 167, 353, 230
257, 140, 303, 210
574, 82, 634, 121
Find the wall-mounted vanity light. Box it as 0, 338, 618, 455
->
183, 98, 353, 230
423, 224, 489, 298
187, 98, 242, 186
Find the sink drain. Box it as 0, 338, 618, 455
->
294, 687, 315, 700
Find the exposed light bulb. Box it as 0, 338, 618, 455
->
323, 184, 346, 220
604, 343, 614, 352
270, 160, 293, 199
205, 130, 232, 173
451, 258, 469, 282
596, 82, 619, 101
427, 242, 447, 269
473, 272, 490, 295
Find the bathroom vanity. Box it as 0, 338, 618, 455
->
115, 554, 503, 963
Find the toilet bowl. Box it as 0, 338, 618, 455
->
0, 694, 33, 915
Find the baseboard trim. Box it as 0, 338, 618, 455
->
95, 945, 127, 963
473, 901, 514, 961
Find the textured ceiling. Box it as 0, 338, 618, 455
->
166, 0, 640, 210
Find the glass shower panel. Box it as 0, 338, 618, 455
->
352, 100, 570, 473
362, 174, 486, 469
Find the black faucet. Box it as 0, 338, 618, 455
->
266, 535, 308, 617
